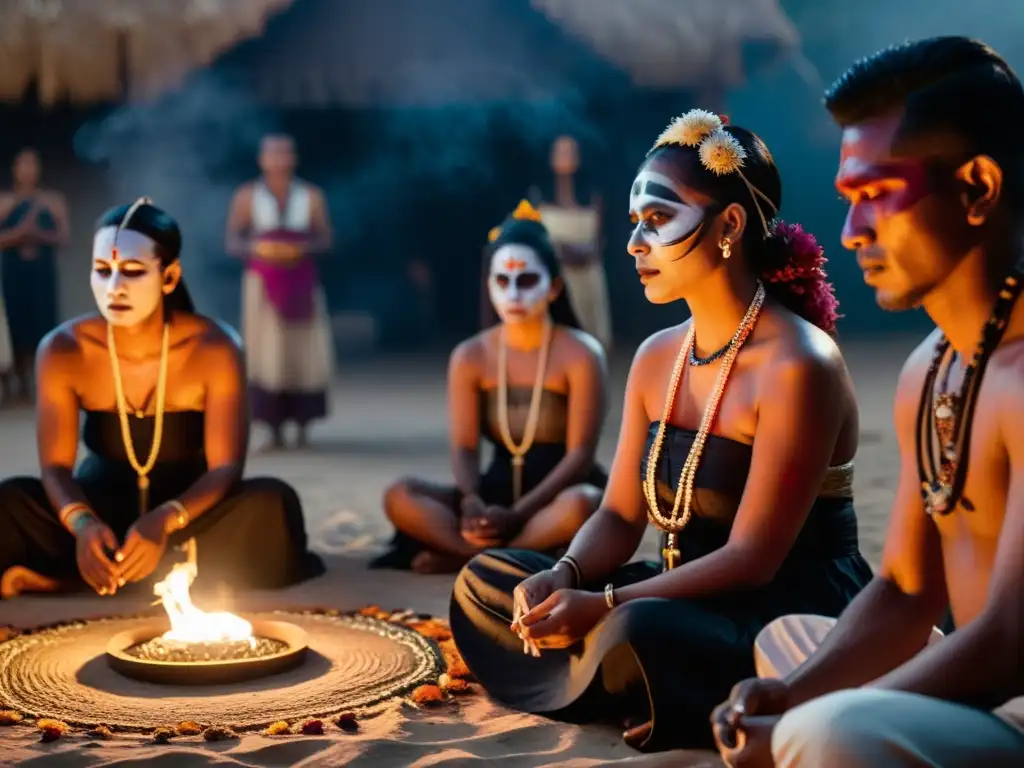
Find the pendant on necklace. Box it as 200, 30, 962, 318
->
136, 409, 144, 419
922, 480, 951, 516
662, 532, 681, 571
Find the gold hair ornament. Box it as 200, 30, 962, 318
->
511, 199, 544, 223
651, 110, 778, 238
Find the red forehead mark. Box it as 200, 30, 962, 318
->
110, 247, 119, 262
503, 258, 527, 270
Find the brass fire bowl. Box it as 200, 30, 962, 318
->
105, 617, 308, 686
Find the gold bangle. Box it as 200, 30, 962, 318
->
164, 500, 189, 533
58, 501, 91, 528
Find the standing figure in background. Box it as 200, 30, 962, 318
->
534, 136, 613, 351
0, 149, 69, 404
226, 134, 334, 450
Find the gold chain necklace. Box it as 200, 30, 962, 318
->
107, 322, 170, 514
497, 321, 553, 503
644, 282, 766, 570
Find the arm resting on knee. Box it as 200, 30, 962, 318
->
785, 355, 949, 706
867, 402, 1024, 708
785, 575, 946, 706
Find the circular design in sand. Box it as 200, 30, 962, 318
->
0, 610, 442, 731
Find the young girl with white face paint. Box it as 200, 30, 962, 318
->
0, 201, 323, 600
450, 112, 872, 752
376, 200, 609, 575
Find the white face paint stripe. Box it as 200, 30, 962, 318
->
629, 169, 705, 247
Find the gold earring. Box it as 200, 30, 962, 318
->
720, 238, 732, 260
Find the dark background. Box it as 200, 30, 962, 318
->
1, 0, 1021, 351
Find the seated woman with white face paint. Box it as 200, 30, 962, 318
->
449, 112, 873, 752
374, 200, 608, 575
0, 199, 324, 599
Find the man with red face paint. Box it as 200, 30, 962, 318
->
713, 37, 1024, 768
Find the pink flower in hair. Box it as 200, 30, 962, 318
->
765, 221, 828, 282
764, 219, 841, 335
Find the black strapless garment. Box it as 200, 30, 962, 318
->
0, 410, 323, 594
371, 386, 607, 569
477, 387, 607, 506
449, 424, 873, 751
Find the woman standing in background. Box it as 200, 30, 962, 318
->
532, 136, 612, 352
0, 148, 69, 404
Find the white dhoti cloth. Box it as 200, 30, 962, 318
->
758, 614, 1024, 767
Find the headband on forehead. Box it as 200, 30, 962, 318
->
111, 196, 153, 260
649, 110, 777, 237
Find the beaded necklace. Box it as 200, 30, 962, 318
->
644, 283, 766, 570
496, 321, 552, 503
916, 264, 1023, 516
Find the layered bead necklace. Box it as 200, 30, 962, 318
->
916, 263, 1023, 516
496, 321, 553, 503
644, 282, 766, 570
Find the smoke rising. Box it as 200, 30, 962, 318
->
72, 1, 616, 331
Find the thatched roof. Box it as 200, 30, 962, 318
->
211, 0, 800, 107
0, 0, 800, 107
0, 0, 294, 105
531, 0, 800, 88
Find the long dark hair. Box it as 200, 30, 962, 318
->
95, 201, 196, 317
646, 125, 840, 334
482, 213, 582, 329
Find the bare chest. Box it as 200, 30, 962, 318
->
478, 341, 573, 395
929, 404, 1009, 542
645, 355, 759, 441
77, 349, 207, 414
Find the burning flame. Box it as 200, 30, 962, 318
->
154, 562, 255, 645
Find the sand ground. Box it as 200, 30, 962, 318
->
0, 336, 920, 767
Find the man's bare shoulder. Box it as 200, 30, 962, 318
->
895, 331, 942, 399
884, 329, 943, 440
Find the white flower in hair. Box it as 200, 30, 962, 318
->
698, 129, 747, 175
653, 109, 722, 150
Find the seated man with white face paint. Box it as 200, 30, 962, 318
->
376, 200, 608, 574
449, 112, 872, 753
0, 200, 324, 599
